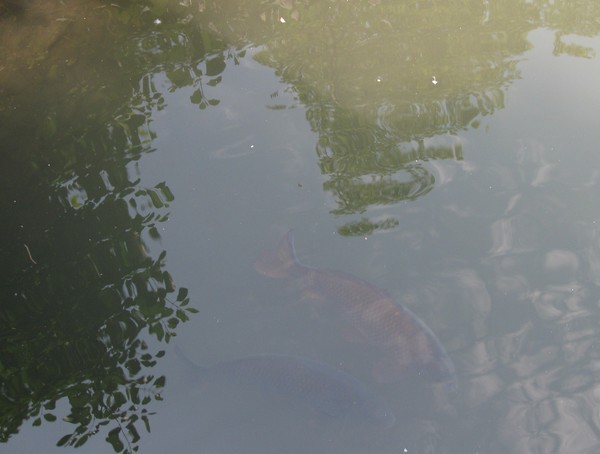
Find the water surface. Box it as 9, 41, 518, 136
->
3, 1, 600, 453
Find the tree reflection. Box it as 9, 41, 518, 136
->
188, 0, 600, 234
0, 1, 235, 452
188, 0, 522, 234
246, 0, 521, 235
0, 102, 189, 452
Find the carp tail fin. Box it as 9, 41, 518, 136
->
253, 230, 299, 278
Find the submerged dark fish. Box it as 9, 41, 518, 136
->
186, 353, 395, 428
254, 231, 457, 392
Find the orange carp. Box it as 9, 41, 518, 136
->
254, 231, 457, 392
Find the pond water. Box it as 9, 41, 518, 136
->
3, 1, 600, 453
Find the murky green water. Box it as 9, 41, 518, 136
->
3, 1, 600, 453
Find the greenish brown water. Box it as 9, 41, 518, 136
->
3, 1, 600, 453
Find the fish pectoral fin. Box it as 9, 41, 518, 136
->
302, 290, 330, 321
308, 304, 326, 322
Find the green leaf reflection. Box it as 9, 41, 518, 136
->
186, 0, 600, 234
0, 1, 230, 452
